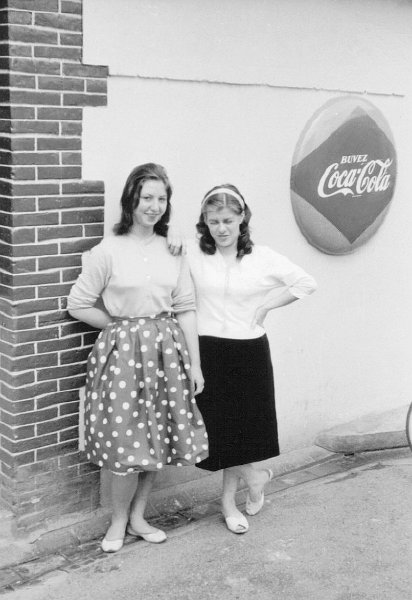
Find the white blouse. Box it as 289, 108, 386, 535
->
186, 240, 317, 339
67, 234, 195, 317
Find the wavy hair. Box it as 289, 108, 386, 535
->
113, 163, 172, 237
196, 184, 253, 258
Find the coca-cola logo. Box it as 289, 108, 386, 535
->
290, 98, 397, 254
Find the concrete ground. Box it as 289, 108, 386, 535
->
2, 446, 411, 600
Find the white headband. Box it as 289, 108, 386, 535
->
201, 187, 245, 210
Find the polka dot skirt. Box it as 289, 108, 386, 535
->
84, 314, 208, 474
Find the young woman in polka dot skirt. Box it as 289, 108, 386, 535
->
67, 163, 208, 552
186, 184, 317, 535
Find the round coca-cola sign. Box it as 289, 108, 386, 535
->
290, 97, 397, 255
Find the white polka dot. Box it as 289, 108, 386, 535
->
118, 447, 124, 454
98, 342, 105, 349
138, 423, 145, 429
145, 400, 151, 407
106, 441, 112, 447
133, 441, 140, 448
169, 401, 176, 407
127, 455, 134, 462
90, 356, 97, 364
157, 463, 163, 469
112, 431, 118, 438
145, 377, 151, 383
90, 427, 95, 434
139, 319, 145, 325
90, 414, 96, 422
108, 406, 113, 413
147, 360, 154, 367
184, 454, 191, 460
141, 345, 147, 352
131, 391, 137, 398
142, 459, 149, 465
167, 457, 172, 463
119, 331, 126, 338
161, 400, 167, 406
173, 435, 179, 442
180, 409, 186, 415
164, 437, 170, 444
170, 363, 177, 368
91, 392, 98, 400
114, 367, 121, 375
165, 348, 172, 354
102, 418, 108, 424
98, 460, 103, 467
123, 343, 130, 351
187, 412, 193, 419
88, 371, 94, 378
184, 363, 190, 369
98, 403, 104, 411
143, 330, 150, 338
119, 380, 126, 389
136, 363, 142, 368
170, 387, 177, 393
98, 431, 104, 438
172, 448, 177, 454
115, 462, 121, 468
158, 424, 163, 431
100, 356, 107, 364
149, 448, 155, 455
101, 374, 107, 381
109, 392, 117, 400
186, 438, 191, 444
95, 442, 100, 448
126, 429, 132, 436
133, 411, 138, 417
139, 382, 145, 388
178, 424, 185, 430
102, 453, 108, 460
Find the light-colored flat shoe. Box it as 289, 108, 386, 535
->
126, 524, 167, 543
101, 536, 124, 553
245, 468, 274, 516
224, 514, 249, 534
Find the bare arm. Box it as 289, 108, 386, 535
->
68, 307, 111, 330
252, 288, 299, 328
176, 310, 204, 395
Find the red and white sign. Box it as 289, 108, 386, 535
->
290, 97, 397, 255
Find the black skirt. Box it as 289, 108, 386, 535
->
196, 334, 279, 471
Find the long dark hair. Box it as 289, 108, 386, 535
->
196, 184, 253, 258
113, 163, 172, 237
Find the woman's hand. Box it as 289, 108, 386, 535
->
166, 225, 186, 256
252, 305, 269, 328
190, 364, 205, 396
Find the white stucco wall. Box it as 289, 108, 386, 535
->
82, 0, 412, 452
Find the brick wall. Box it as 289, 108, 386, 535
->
0, 0, 107, 531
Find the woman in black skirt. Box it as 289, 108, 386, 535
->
186, 184, 317, 534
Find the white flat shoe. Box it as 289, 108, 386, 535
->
101, 536, 124, 553
224, 514, 249, 534
245, 468, 274, 516
127, 525, 167, 543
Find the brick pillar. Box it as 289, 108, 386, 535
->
0, 0, 108, 531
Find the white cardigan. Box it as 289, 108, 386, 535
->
186, 240, 317, 340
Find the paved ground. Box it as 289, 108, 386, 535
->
1, 447, 411, 600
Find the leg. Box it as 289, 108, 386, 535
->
128, 471, 159, 534
235, 463, 272, 503
221, 468, 249, 533
105, 472, 139, 541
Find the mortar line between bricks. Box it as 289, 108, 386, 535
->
0, 452, 386, 593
